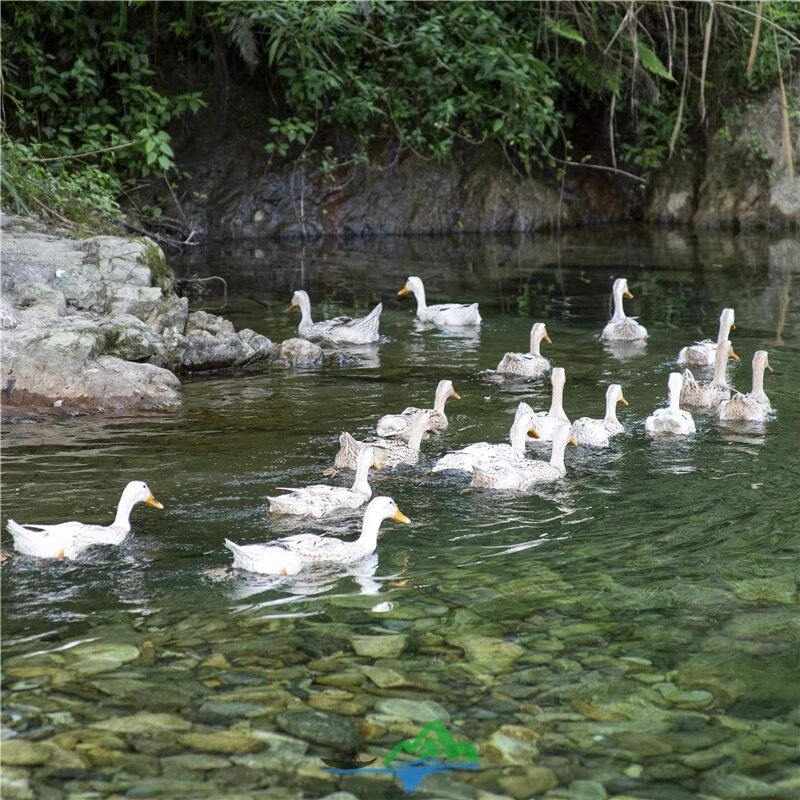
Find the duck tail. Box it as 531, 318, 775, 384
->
470, 467, 493, 489
6, 520, 34, 550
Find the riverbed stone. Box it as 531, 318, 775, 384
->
178, 730, 264, 754
0, 739, 52, 766
447, 634, 524, 672
92, 712, 192, 734
67, 642, 141, 675
361, 665, 409, 688
483, 725, 540, 764
275, 710, 362, 749
374, 697, 451, 723
351, 634, 407, 658
160, 753, 231, 771
498, 766, 558, 798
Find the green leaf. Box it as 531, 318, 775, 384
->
637, 43, 674, 81
544, 17, 586, 46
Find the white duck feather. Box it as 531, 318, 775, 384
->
6, 481, 163, 560
398, 276, 481, 326
496, 322, 551, 377
268, 447, 377, 518
645, 373, 696, 435
288, 290, 382, 345
376, 380, 460, 440
717, 350, 772, 421
680, 340, 739, 409
471, 423, 576, 490
601, 278, 648, 341
677, 308, 735, 366
571, 384, 627, 447
432, 404, 538, 474
225, 496, 409, 575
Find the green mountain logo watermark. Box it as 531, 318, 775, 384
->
384, 720, 479, 766
323, 719, 480, 791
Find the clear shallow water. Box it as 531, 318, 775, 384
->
2, 226, 799, 799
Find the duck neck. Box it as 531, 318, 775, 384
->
717, 314, 733, 345
603, 394, 619, 425
297, 294, 313, 327
712, 346, 729, 387
529, 330, 542, 356
509, 417, 530, 454
611, 287, 627, 321
412, 283, 428, 314
351, 457, 372, 497
751, 362, 767, 402
406, 416, 428, 452
548, 379, 565, 418
356, 507, 383, 554
668, 383, 682, 412
113, 493, 136, 532
433, 384, 449, 415
550, 435, 568, 472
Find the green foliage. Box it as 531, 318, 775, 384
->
1, 136, 121, 228
2, 0, 799, 226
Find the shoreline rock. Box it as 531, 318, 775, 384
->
1, 214, 274, 415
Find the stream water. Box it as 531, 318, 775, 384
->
2, 226, 799, 800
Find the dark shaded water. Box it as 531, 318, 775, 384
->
2, 227, 799, 799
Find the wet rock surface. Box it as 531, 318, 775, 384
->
1, 214, 274, 413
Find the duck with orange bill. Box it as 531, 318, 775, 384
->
717, 350, 773, 422
645, 373, 696, 435
571, 384, 628, 447
287, 289, 382, 345
678, 307, 735, 367
680, 340, 739, 409
376, 379, 461, 440
397, 276, 481, 326
432, 404, 539, 475
225, 497, 410, 575
6, 481, 163, 560
268, 446, 379, 518
471, 422, 577, 490
601, 278, 648, 342
496, 322, 552, 378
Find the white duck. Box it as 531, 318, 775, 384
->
496, 322, 552, 377
6, 481, 163, 560
677, 308, 735, 367
288, 290, 382, 345
376, 380, 460, 440
225, 496, 409, 576
681, 340, 739, 409
601, 278, 648, 341
334, 410, 429, 471
530, 367, 571, 441
645, 372, 696, 435
268, 447, 377, 518
571, 384, 628, 447
717, 350, 773, 422
398, 276, 481, 326
471, 423, 577, 490
432, 404, 539, 475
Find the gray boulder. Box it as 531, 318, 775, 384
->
0, 214, 274, 413
276, 338, 324, 367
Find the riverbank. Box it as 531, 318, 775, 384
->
0, 214, 274, 416
163, 75, 799, 240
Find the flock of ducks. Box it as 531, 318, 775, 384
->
6, 276, 775, 577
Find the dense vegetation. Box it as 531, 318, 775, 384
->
2, 1, 798, 228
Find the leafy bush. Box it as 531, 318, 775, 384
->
1, 1, 798, 228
